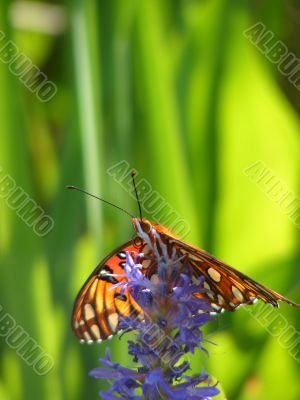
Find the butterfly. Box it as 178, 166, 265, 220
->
72, 216, 300, 344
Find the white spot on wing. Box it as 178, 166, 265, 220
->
211, 303, 222, 311
232, 286, 244, 302
203, 281, 214, 300
207, 292, 215, 300
108, 313, 118, 332
207, 268, 221, 282
83, 331, 92, 341
84, 304, 96, 320
90, 324, 101, 339
217, 294, 224, 304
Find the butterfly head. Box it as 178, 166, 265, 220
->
132, 217, 153, 235
132, 217, 178, 240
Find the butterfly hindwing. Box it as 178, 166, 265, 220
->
72, 240, 145, 343
72, 218, 300, 344
168, 235, 300, 312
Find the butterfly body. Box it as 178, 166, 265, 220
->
72, 218, 300, 343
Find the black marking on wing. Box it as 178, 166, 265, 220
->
118, 252, 126, 259
97, 265, 119, 284
114, 293, 127, 302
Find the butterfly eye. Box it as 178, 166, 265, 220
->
141, 221, 151, 233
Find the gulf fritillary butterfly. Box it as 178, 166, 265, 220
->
71, 215, 300, 344
69, 177, 300, 344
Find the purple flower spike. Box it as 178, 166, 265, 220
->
90, 222, 219, 399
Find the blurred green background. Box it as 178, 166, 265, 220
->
0, 0, 300, 399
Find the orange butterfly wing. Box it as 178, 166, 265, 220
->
71, 241, 145, 343
165, 234, 300, 312
72, 221, 300, 344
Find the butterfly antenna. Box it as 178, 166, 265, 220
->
131, 171, 143, 221
66, 185, 134, 218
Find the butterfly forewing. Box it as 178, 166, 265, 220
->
72, 241, 146, 343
